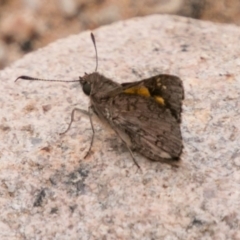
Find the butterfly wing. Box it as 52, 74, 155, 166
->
111, 74, 184, 163
88, 73, 184, 164
121, 74, 184, 122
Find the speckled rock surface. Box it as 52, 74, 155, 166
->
1, 15, 240, 239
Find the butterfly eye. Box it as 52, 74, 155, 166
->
81, 81, 91, 96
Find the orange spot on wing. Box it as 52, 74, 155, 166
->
124, 86, 150, 97
154, 96, 165, 105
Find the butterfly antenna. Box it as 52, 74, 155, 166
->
15, 34, 98, 83
15, 75, 79, 83
91, 32, 98, 72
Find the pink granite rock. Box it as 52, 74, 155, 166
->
1, 15, 240, 239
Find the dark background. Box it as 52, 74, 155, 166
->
0, 0, 239, 69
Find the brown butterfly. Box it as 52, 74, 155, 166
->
16, 33, 184, 169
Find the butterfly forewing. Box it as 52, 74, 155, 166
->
121, 74, 184, 121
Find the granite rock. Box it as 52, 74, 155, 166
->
1, 15, 240, 239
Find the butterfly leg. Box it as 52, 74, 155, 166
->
60, 107, 89, 135
113, 128, 141, 170
83, 106, 95, 159
125, 144, 141, 170
59, 107, 95, 159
